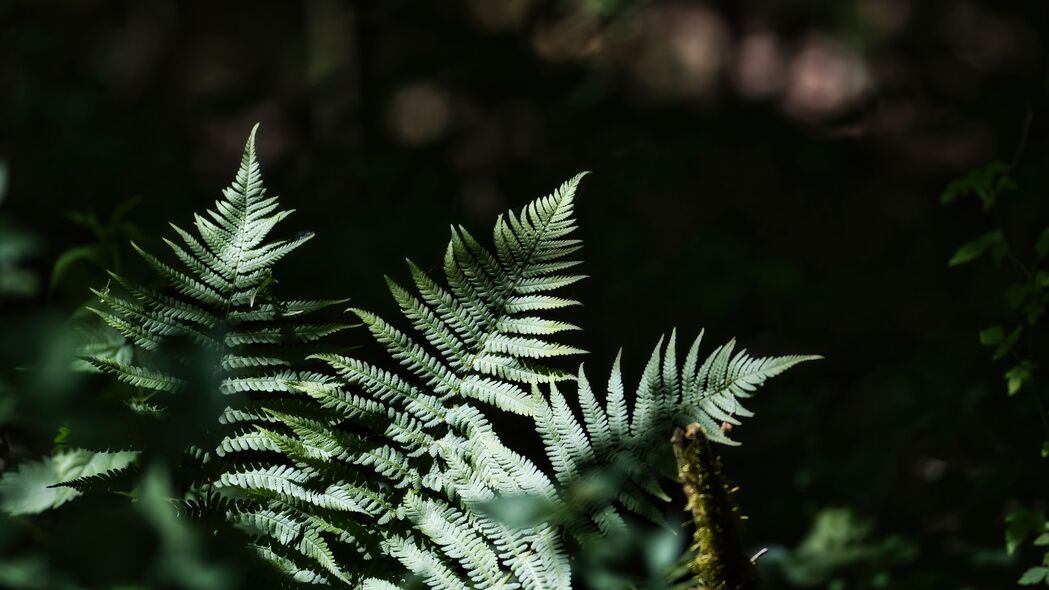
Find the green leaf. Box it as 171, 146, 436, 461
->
53, 426, 71, 446
941, 161, 1014, 208
1006, 361, 1034, 396
0, 449, 138, 515
0, 458, 59, 515
992, 326, 1022, 361
1019, 566, 1049, 585
949, 230, 1005, 266
979, 326, 1004, 346
50, 244, 104, 292
1037, 228, 1049, 260
1007, 509, 1046, 554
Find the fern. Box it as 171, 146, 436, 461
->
212, 173, 816, 588
3, 131, 816, 588
46, 125, 353, 581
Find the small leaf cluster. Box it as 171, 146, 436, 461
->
944, 157, 1049, 586
943, 160, 1048, 394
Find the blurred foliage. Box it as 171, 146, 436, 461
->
762, 508, 917, 589
50, 196, 142, 296
2, 0, 1049, 587
0, 448, 137, 515
0, 159, 41, 298
944, 147, 1049, 585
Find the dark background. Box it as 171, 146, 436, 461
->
2, 0, 1048, 588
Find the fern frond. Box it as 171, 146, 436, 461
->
64, 126, 361, 584
539, 330, 818, 532
60, 158, 819, 590
82, 356, 183, 392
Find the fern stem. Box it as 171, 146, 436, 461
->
672, 424, 757, 590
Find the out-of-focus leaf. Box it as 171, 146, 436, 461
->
949, 230, 1006, 266
1007, 282, 1030, 310
0, 221, 41, 298
941, 161, 1015, 208
480, 494, 559, 529
50, 244, 104, 292
985, 326, 1022, 360
1036, 228, 1049, 260
979, 326, 1004, 345
137, 465, 234, 590
773, 508, 917, 587
0, 556, 78, 590
1019, 566, 1048, 585
0, 459, 59, 515
1006, 361, 1034, 396
71, 321, 132, 372
0, 449, 138, 515
642, 527, 682, 578
53, 426, 71, 446
0, 160, 7, 205
1007, 509, 1046, 554
65, 210, 102, 238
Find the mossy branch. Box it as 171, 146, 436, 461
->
672, 423, 757, 590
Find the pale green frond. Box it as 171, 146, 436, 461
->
352, 309, 460, 395
484, 334, 585, 360
86, 305, 164, 350
404, 493, 507, 589
299, 526, 351, 584
162, 237, 232, 292
226, 298, 348, 323
503, 295, 579, 313
106, 271, 218, 328
513, 274, 586, 294
222, 354, 291, 370
220, 371, 305, 395
684, 348, 821, 443
471, 353, 573, 384
239, 233, 315, 274
169, 223, 234, 277
532, 382, 589, 484
496, 317, 579, 336
229, 508, 304, 545
662, 329, 679, 404
605, 351, 629, 442
252, 543, 331, 586
387, 536, 471, 590
362, 579, 404, 590
216, 429, 283, 457
218, 465, 367, 513
576, 366, 611, 458
408, 259, 483, 345
681, 329, 705, 401
83, 357, 183, 392
225, 323, 349, 346
130, 242, 226, 307
629, 336, 665, 437
459, 375, 536, 415
387, 276, 469, 368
